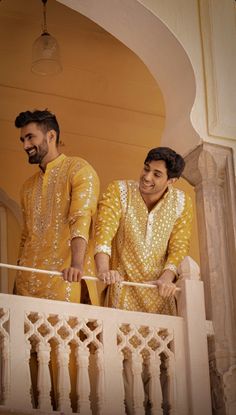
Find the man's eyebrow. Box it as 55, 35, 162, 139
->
20, 133, 32, 141
145, 163, 163, 174
153, 168, 163, 174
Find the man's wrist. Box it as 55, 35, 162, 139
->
97, 268, 109, 275
71, 261, 83, 269
158, 269, 175, 283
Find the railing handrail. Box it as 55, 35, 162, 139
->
0, 262, 181, 290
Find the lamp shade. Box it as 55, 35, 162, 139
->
31, 32, 62, 76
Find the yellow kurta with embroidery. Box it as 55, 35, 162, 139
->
16, 154, 100, 304
95, 180, 193, 315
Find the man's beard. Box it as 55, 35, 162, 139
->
27, 141, 49, 164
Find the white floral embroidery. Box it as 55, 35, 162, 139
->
163, 264, 178, 275
94, 244, 111, 256
118, 181, 128, 213
176, 190, 185, 218
146, 211, 154, 245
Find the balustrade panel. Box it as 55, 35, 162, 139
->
0, 288, 209, 415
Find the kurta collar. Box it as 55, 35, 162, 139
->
137, 182, 173, 213
40, 153, 66, 174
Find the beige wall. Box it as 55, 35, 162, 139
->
0, 0, 201, 292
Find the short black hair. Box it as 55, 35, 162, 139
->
144, 147, 185, 179
15, 109, 60, 145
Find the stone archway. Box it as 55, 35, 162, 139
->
58, 0, 199, 155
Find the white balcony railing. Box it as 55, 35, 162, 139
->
0, 257, 213, 415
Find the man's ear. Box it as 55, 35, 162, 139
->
48, 130, 56, 142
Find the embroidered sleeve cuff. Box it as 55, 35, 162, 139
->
163, 264, 178, 276
70, 231, 88, 243
94, 244, 111, 256
70, 217, 91, 243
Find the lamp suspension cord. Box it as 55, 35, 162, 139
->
42, 0, 48, 34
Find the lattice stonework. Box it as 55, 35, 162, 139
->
24, 311, 103, 414
0, 307, 10, 407
117, 323, 176, 414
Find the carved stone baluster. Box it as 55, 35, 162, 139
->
36, 342, 52, 412
0, 336, 10, 406
131, 352, 145, 415
117, 350, 126, 413
56, 343, 72, 413
95, 348, 105, 414
25, 339, 34, 408
165, 353, 176, 415
0, 309, 10, 406
76, 345, 91, 414
147, 353, 162, 415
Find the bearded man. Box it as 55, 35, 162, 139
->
15, 109, 100, 305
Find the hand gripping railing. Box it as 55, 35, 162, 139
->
0, 262, 181, 290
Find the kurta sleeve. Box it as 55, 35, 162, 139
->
94, 181, 122, 256
18, 186, 28, 262
163, 193, 193, 276
68, 163, 100, 242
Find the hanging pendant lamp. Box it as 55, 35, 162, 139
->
31, 0, 62, 76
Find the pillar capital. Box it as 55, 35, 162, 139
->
183, 142, 235, 188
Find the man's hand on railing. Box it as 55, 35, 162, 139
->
62, 264, 83, 282
0, 263, 180, 291
149, 269, 177, 298
95, 253, 124, 285
151, 280, 178, 298
97, 269, 124, 285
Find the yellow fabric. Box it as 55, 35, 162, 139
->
95, 180, 193, 315
16, 154, 100, 304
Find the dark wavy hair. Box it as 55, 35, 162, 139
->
144, 147, 185, 179
15, 109, 60, 145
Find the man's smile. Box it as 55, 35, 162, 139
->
140, 180, 154, 189
26, 148, 37, 156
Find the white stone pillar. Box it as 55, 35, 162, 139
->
183, 143, 236, 414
